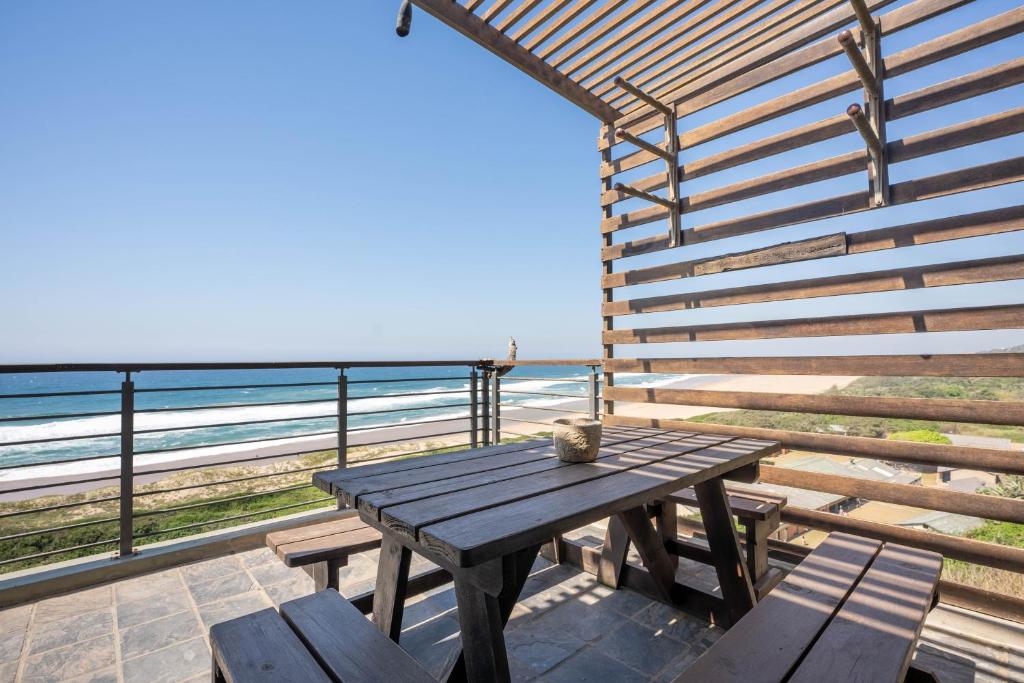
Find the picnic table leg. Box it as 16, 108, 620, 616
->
444, 544, 541, 683
598, 515, 630, 588
654, 501, 679, 570
372, 536, 412, 643
694, 477, 756, 625
616, 506, 678, 603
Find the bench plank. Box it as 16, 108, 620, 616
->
211, 608, 331, 683
274, 526, 383, 567
266, 516, 372, 553
280, 589, 434, 683
675, 532, 882, 682
788, 543, 942, 683
666, 486, 785, 520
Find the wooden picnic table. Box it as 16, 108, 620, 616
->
313, 425, 780, 682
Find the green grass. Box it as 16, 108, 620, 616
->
0, 433, 550, 575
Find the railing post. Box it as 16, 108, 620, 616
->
588, 365, 600, 420
337, 368, 348, 509
492, 371, 501, 444
469, 368, 479, 448
481, 370, 491, 446
118, 372, 134, 558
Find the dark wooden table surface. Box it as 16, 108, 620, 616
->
314, 425, 780, 682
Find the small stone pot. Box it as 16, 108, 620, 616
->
553, 418, 602, 463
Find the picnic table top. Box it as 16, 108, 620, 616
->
314, 426, 780, 568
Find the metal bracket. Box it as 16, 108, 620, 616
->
612, 76, 682, 247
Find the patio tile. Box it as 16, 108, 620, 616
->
541, 646, 646, 683
263, 575, 315, 606
652, 647, 700, 683
116, 589, 193, 629
597, 619, 684, 676
197, 591, 272, 628
33, 585, 112, 625
631, 601, 709, 643
113, 569, 183, 604
532, 597, 625, 643
404, 587, 458, 627
0, 605, 32, 634
505, 617, 586, 676
122, 636, 210, 683
120, 610, 202, 660
65, 667, 119, 683
246, 559, 299, 586
0, 630, 24, 664
236, 547, 276, 568
180, 556, 242, 585
0, 660, 18, 683
187, 571, 258, 605
400, 615, 461, 680
21, 633, 116, 683
27, 607, 113, 655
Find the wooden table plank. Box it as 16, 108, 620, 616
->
358, 431, 683, 519
788, 543, 942, 683
418, 438, 779, 566
321, 428, 663, 506
380, 433, 724, 539
676, 532, 882, 682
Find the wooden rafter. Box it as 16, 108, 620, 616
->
409, 0, 621, 121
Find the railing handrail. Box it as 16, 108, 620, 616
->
0, 359, 604, 373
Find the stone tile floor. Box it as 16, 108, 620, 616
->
0, 525, 1021, 682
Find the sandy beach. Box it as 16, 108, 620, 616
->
0, 373, 859, 502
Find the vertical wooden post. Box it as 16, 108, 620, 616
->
481, 369, 491, 446
118, 372, 134, 558
491, 371, 501, 444
599, 124, 616, 419
864, 16, 888, 207
469, 368, 479, 448
664, 110, 681, 247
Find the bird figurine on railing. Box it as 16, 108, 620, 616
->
396, 0, 412, 36
495, 337, 517, 377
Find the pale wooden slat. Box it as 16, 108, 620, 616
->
510, 0, 574, 42
604, 384, 1024, 426
527, 0, 623, 53
603, 303, 1024, 344
605, 253, 1024, 315
761, 465, 1024, 525
539, 0, 656, 64
603, 352, 1024, 377
494, 0, 545, 32
602, 413, 1024, 476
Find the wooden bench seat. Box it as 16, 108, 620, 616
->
665, 483, 786, 598
675, 532, 943, 683
211, 589, 434, 682
266, 516, 383, 591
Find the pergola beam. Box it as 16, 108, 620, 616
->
410, 0, 621, 122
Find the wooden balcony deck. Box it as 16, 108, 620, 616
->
1, 522, 1020, 682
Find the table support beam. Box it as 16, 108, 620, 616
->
373, 536, 412, 643
694, 478, 756, 624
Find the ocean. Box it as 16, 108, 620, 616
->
0, 366, 693, 481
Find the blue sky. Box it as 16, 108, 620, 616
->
1, 1, 1022, 362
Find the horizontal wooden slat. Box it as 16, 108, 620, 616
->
606, 0, 1015, 167
847, 204, 1024, 254
605, 385, 1024, 426
604, 303, 1024, 344
781, 505, 1024, 573
604, 253, 1024, 314
586, 0, 764, 95
602, 413, 1024, 475
540, 0, 655, 64
604, 353, 1024, 377
888, 56, 1024, 121
612, 0, 989, 144
510, 0, 572, 41
602, 232, 847, 289
760, 465, 1024, 525
593, 0, 793, 100
520, 0, 597, 48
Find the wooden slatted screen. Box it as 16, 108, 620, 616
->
594, 0, 1024, 594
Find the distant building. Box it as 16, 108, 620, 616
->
897, 511, 985, 536
945, 434, 1014, 451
